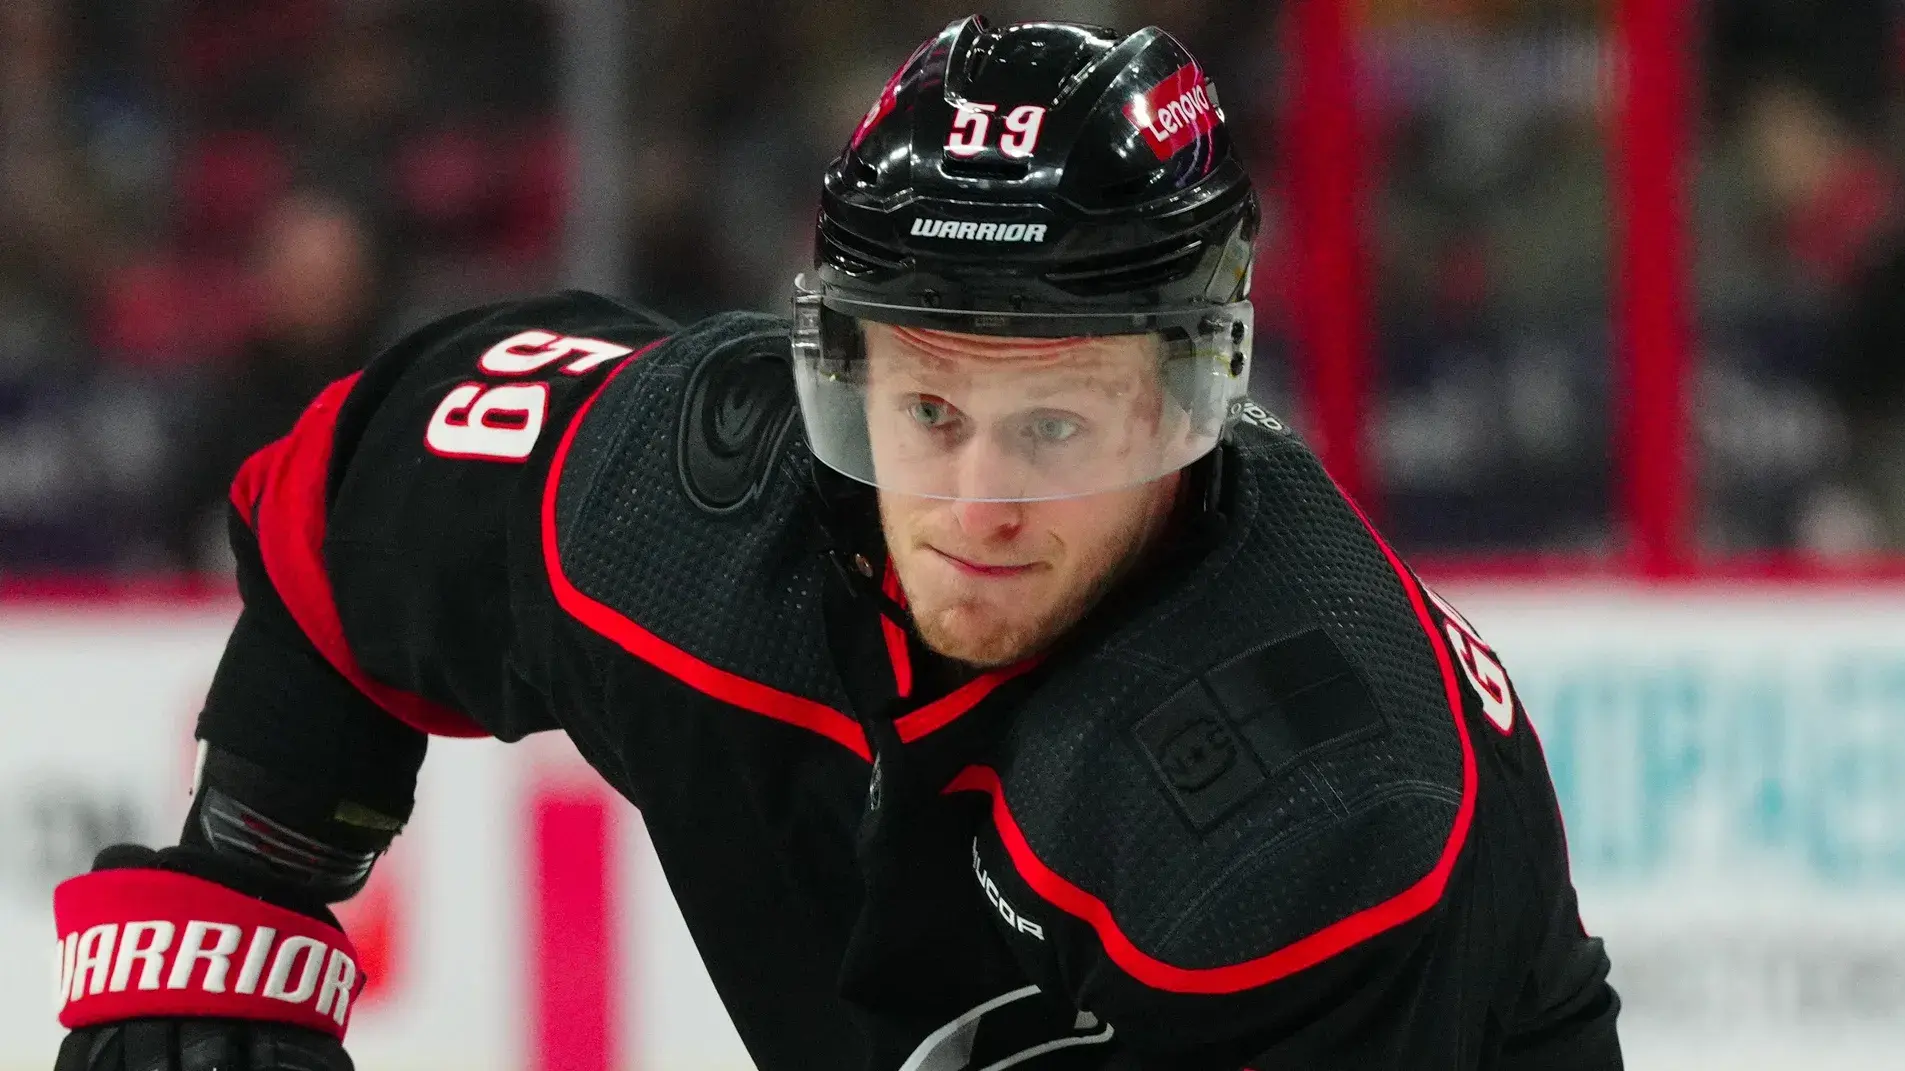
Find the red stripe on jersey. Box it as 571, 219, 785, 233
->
231, 437, 272, 526
879, 561, 913, 699
893, 659, 1037, 744
944, 496, 1477, 995
541, 347, 874, 762
235, 374, 488, 738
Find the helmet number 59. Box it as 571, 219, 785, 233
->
946, 103, 1045, 159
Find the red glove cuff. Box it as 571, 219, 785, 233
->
53, 868, 365, 1040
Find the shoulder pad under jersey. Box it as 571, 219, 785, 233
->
959, 426, 1472, 997
547, 311, 854, 721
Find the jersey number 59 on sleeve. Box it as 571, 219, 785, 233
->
423, 331, 634, 462
1423, 585, 1516, 735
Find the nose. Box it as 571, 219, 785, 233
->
950, 496, 1025, 541
945, 430, 1033, 537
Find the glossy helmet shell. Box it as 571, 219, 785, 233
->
815, 16, 1259, 317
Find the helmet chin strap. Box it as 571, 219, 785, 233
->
1186, 441, 1231, 521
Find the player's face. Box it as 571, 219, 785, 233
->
866, 324, 1182, 668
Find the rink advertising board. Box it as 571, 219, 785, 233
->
1443, 583, 1905, 1070
4, 585, 1904, 1070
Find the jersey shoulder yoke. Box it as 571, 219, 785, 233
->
547, 311, 857, 735
970, 430, 1475, 993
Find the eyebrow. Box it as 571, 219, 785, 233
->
882, 364, 1144, 404
1019, 370, 1145, 402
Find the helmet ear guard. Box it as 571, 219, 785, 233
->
1160, 312, 1253, 438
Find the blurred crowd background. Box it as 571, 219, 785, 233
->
2, 0, 1903, 574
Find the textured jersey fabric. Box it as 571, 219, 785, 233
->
194, 291, 1621, 1070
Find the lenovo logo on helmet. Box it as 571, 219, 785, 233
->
911, 218, 1047, 243
1126, 63, 1223, 160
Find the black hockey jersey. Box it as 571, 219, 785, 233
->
200, 292, 1621, 1070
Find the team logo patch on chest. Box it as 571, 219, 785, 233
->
1155, 717, 1237, 790
1134, 629, 1385, 830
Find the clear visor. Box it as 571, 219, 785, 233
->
792, 274, 1252, 502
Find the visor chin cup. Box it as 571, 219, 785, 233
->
791, 273, 1253, 503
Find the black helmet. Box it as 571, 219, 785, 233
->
793, 16, 1260, 502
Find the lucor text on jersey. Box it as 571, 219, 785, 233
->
973, 838, 1045, 940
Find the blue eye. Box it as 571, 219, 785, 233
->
909, 399, 952, 426
1030, 415, 1080, 443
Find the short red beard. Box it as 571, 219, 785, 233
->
883, 479, 1182, 669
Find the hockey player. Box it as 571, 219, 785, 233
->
51, 17, 1621, 1070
